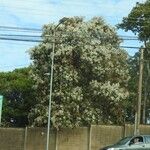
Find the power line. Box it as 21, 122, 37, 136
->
0, 25, 42, 31
0, 37, 42, 42
0, 33, 139, 38
0, 33, 139, 41
0, 27, 142, 49
0, 34, 42, 37
0, 29, 42, 33
0, 26, 139, 39
120, 38, 138, 41
120, 46, 141, 49
0, 36, 140, 43
119, 35, 138, 38
0, 23, 149, 34
0, 37, 142, 49
0, 33, 54, 38
0, 30, 141, 40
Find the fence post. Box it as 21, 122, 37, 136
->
88, 126, 91, 150
55, 130, 58, 150
24, 127, 28, 150
124, 124, 126, 137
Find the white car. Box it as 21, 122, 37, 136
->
100, 135, 150, 150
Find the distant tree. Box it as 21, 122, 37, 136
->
125, 53, 139, 123
118, 0, 150, 41
0, 67, 36, 127
29, 17, 129, 129
118, 0, 150, 123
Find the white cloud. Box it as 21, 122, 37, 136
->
0, 0, 146, 26
0, 0, 146, 71
0, 0, 54, 26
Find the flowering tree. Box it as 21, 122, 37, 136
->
29, 17, 129, 129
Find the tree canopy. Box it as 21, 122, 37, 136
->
118, 0, 150, 124
29, 17, 129, 129
118, 0, 150, 41
0, 67, 36, 127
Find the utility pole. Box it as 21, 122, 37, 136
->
142, 40, 149, 124
135, 47, 144, 135
142, 78, 148, 124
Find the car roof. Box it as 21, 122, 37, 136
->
126, 135, 150, 138
133, 135, 150, 136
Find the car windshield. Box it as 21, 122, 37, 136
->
115, 137, 131, 145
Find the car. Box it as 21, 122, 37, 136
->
100, 135, 150, 150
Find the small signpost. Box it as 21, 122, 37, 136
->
0, 95, 3, 125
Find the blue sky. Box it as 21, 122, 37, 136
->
0, 0, 145, 71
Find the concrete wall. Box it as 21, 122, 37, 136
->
0, 128, 24, 150
140, 125, 150, 134
25, 128, 56, 150
57, 127, 89, 150
91, 125, 124, 150
0, 125, 150, 150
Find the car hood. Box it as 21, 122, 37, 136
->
101, 144, 125, 150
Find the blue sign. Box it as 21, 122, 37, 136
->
0, 95, 3, 124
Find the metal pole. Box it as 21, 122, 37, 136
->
0, 95, 3, 126
136, 47, 144, 135
46, 18, 69, 150
46, 29, 56, 150
134, 112, 137, 135
24, 127, 28, 150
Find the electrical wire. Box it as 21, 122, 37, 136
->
0, 37, 42, 42
0, 22, 149, 32
0, 34, 42, 37
120, 46, 141, 49
0, 28, 40, 32
0, 35, 139, 42
0, 33, 139, 41
119, 35, 138, 38
0, 37, 142, 49
0, 25, 42, 31
0, 26, 143, 50
0, 33, 139, 38
0, 26, 139, 39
